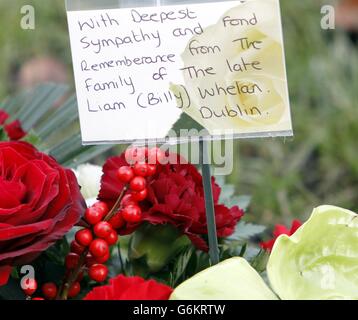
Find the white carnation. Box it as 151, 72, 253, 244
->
73, 164, 103, 201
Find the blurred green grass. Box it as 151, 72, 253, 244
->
0, 0, 357, 226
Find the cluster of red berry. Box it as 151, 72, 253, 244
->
22, 201, 114, 300
65, 200, 114, 297
112, 147, 165, 224
22, 278, 59, 300
23, 147, 165, 300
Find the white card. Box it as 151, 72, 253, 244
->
67, 0, 292, 144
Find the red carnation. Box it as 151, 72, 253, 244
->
84, 274, 173, 300
260, 219, 302, 252
0, 141, 86, 286
4, 120, 27, 141
98, 152, 244, 251
0, 110, 9, 125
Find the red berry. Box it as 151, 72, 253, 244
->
125, 147, 147, 164
122, 204, 142, 223
88, 264, 108, 282
32, 297, 44, 300
133, 162, 150, 177
23, 278, 37, 296
147, 147, 166, 164
84, 207, 104, 225
94, 221, 113, 239
42, 282, 57, 300
85, 253, 97, 267
124, 148, 137, 164
130, 176, 146, 192
108, 211, 125, 229
75, 228, 93, 247
70, 240, 85, 255
89, 239, 109, 258
120, 194, 137, 206
146, 164, 156, 176
93, 201, 109, 216
95, 251, 110, 263
105, 230, 118, 245
65, 253, 80, 269
68, 282, 81, 298
116, 166, 134, 183
131, 188, 148, 201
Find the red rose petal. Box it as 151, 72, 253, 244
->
98, 155, 128, 206
273, 224, 290, 238
0, 141, 85, 269
0, 265, 12, 286
260, 239, 276, 251
0, 219, 54, 242
260, 219, 303, 252
0, 110, 9, 125
1, 161, 59, 225
0, 178, 26, 208
290, 219, 302, 234
4, 120, 27, 141
84, 275, 173, 300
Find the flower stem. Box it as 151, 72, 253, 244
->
103, 186, 128, 222
59, 249, 88, 300
117, 242, 126, 276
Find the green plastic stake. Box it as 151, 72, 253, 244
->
199, 138, 220, 265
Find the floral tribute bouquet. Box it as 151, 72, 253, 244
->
0, 86, 357, 300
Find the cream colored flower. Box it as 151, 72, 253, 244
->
73, 164, 102, 201
174, 0, 292, 136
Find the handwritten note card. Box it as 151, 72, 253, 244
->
67, 0, 292, 144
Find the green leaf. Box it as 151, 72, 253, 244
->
170, 257, 278, 300
227, 221, 266, 241
10, 268, 19, 280
170, 247, 194, 287
189, 251, 211, 275
22, 130, 41, 145
107, 245, 127, 279
244, 245, 261, 260
267, 205, 358, 300
61, 144, 114, 168
218, 184, 235, 203
0, 90, 28, 113
47, 134, 82, 162
214, 177, 252, 210
229, 195, 251, 211
3, 84, 115, 167
15, 84, 68, 131
35, 95, 78, 139
128, 223, 191, 273
251, 249, 270, 274
0, 127, 7, 141
0, 277, 25, 300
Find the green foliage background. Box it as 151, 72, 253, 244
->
0, 0, 356, 227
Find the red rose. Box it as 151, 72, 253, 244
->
260, 219, 302, 252
0, 265, 12, 286
0, 141, 86, 285
98, 152, 243, 251
0, 110, 9, 125
84, 274, 173, 300
4, 120, 27, 141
